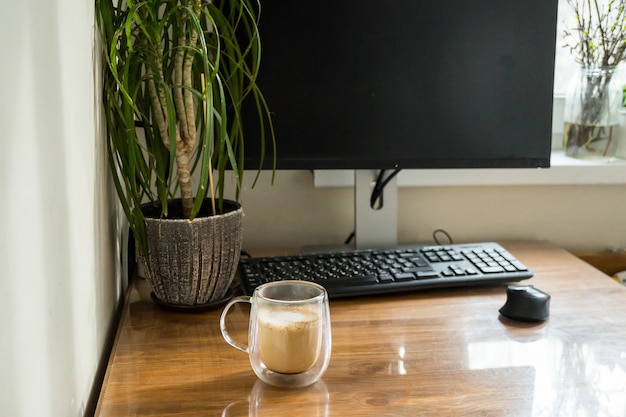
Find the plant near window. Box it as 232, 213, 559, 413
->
562, 0, 626, 158
96, 0, 274, 307
564, 0, 626, 67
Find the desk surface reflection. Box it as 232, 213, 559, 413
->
95, 241, 626, 417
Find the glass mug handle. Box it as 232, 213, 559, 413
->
219, 296, 251, 352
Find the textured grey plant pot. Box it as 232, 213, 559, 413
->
140, 199, 243, 308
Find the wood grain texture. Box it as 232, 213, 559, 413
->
576, 250, 626, 276
95, 241, 626, 416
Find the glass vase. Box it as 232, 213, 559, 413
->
563, 66, 621, 159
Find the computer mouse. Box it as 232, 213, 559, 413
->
499, 285, 550, 322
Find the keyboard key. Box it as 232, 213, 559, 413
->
416, 270, 439, 278
394, 272, 416, 281
322, 276, 379, 286
510, 261, 528, 271
378, 274, 394, 283
478, 265, 505, 274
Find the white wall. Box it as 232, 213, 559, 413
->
234, 171, 626, 254
0, 1, 121, 416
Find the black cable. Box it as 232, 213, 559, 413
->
433, 229, 453, 245
344, 231, 356, 245
345, 168, 403, 244
370, 168, 402, 210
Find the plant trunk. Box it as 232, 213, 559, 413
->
176, 147, 194, 217
174, 2, 201, 218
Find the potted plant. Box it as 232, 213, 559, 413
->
96, 0, 274, 309
562, 0, 626, 159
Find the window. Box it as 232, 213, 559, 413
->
554, 0, 578, 95
553, 0, 626, 95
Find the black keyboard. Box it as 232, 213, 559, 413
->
238, 242, 532, 298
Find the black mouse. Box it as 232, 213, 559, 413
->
499, 285, 550, 322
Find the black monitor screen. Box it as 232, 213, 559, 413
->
243, 0, 558, 170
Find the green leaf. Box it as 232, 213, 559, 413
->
96, 0, 275, 253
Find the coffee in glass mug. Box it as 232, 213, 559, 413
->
220, 280, 331, 387
257, 304, 321, 373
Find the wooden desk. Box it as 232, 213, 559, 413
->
95, 241, 626, 416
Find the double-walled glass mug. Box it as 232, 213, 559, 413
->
219, 280, 332, 387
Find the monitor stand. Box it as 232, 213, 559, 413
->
354, 170, 398, 249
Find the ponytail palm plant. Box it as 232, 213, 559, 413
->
96, 0, 274, 253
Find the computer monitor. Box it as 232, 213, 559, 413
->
242, 0, 558, 248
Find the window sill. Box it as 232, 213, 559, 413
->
312, 150, 626, 188
313, 97, 626, 188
